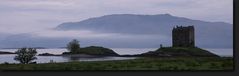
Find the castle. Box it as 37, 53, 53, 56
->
172, 26, 195, 47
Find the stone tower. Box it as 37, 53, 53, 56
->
172, 26, 195, 47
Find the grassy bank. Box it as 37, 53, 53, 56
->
0, 57, 233, 71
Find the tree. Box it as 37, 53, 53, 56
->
67, 39, 80, 54
14, 48, 37, 64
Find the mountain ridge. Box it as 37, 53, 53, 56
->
56, 14, 231, 30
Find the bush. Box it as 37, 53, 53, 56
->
3, 62, 9, 65
14, 48, 37, 64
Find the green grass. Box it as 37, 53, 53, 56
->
0, 57, 233, 71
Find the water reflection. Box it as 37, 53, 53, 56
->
62, 54, 137, 62
0, 54, 137, 64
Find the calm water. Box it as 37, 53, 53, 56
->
0, 54, 137, 64
0, 48, 233, 64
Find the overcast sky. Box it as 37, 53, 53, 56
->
0, 0, 233, 35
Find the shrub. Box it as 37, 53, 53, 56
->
14, 48, 37, 64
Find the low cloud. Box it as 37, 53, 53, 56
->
33, 29, 116, 38
31, 29, 169, 40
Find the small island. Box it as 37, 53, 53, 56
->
60, 39, 119, 57
38, 53, 61, 56
62, 46, 119, 56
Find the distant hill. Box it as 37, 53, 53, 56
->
56, 14, 232, 48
